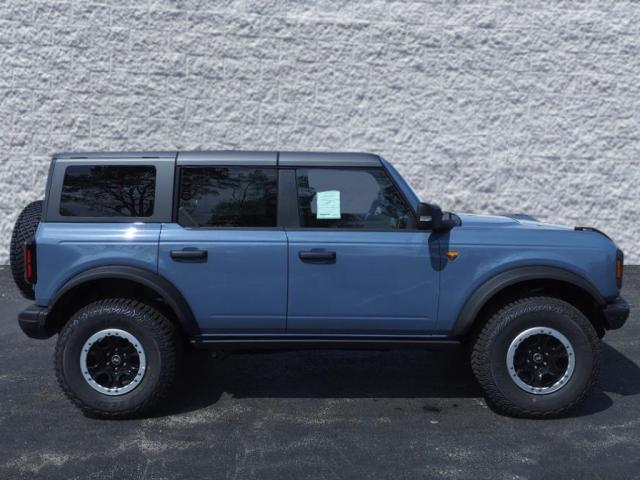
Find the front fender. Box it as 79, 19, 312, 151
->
450, 265, 605, 337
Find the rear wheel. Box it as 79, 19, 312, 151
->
55, 298, 180, 418
471, 296, 600, 418
10, 200, 43, 299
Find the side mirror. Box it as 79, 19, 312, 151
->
417, 203, 442, 230
417, 203, 457, 232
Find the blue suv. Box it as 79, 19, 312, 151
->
11, 151, 629, 419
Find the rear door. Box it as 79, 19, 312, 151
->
159, 153, 288, 335
285, 166, 440, 335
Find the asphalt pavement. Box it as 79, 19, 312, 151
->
0, 265, 639, 479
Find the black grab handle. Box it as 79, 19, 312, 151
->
170, 249, 208, 261
299, 250, 336, 261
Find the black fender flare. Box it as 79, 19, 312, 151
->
49, 266, 200, 337
451, 266, 606, 337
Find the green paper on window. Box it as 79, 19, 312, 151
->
316, 190, 341, 219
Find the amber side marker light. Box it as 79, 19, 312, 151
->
24, 240, 37, 284
616, 249, 624, 289
446, 251, 459, 261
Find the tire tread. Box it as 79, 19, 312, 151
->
9, 200, 43, 299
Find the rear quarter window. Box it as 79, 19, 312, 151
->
60, 165, 156, 217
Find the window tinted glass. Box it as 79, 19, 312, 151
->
178, 167, 277, 227
60, 165, 156, 217
296, 168, 412, 229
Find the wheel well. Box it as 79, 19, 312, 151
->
468, 279, 606, 339
48, 278, 184, 337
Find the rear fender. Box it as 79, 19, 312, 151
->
49, 265, 200, 338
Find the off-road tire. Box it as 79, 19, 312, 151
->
471, 296, 600, 419
55, 298, 180, 419
10, 200, 43, 299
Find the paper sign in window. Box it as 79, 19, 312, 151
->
316, 190, 341, 219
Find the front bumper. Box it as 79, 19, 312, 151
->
601, 296, 630, 330
18, 304, 53, 339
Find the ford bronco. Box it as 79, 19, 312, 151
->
11, 151, 629, 419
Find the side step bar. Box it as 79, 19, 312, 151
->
190, 335, 461, 351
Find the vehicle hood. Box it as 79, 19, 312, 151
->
455, 213, 572, 231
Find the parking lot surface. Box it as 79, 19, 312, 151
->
0, 266, 638, 479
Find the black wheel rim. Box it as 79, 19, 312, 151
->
80, 329, 146, 395
507, 327, 575, 395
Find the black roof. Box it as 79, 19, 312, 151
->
52, 150, 382, 167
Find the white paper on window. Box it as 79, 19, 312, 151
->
316, 190, 341, 219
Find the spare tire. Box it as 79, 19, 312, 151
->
10, 200, 43, 299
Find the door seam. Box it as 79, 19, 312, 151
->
284, 228, 290, 331
156, 223, 163, 274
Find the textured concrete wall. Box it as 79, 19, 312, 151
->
1, 1, 638, 262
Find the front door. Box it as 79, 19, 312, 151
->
159, 164, 287, 335
286, 167, 440, 335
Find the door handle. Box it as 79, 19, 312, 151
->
299, 250, 336, 261
170, 249, 208, 261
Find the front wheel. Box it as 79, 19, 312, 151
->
55, 299, 180, 418
471, 296, 600, 418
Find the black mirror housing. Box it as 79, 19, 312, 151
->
417, 203, 443, 230
417, 203, 457, 232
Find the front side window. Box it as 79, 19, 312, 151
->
296, 168, 413, 229
178, 167, 277, 227
60, 165, 156, 217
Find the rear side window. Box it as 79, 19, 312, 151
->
178, 167, 277, 228
296, 168, 412, 229
60, 165, 156, 217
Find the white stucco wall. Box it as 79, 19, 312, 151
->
1, 1, 638, 262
